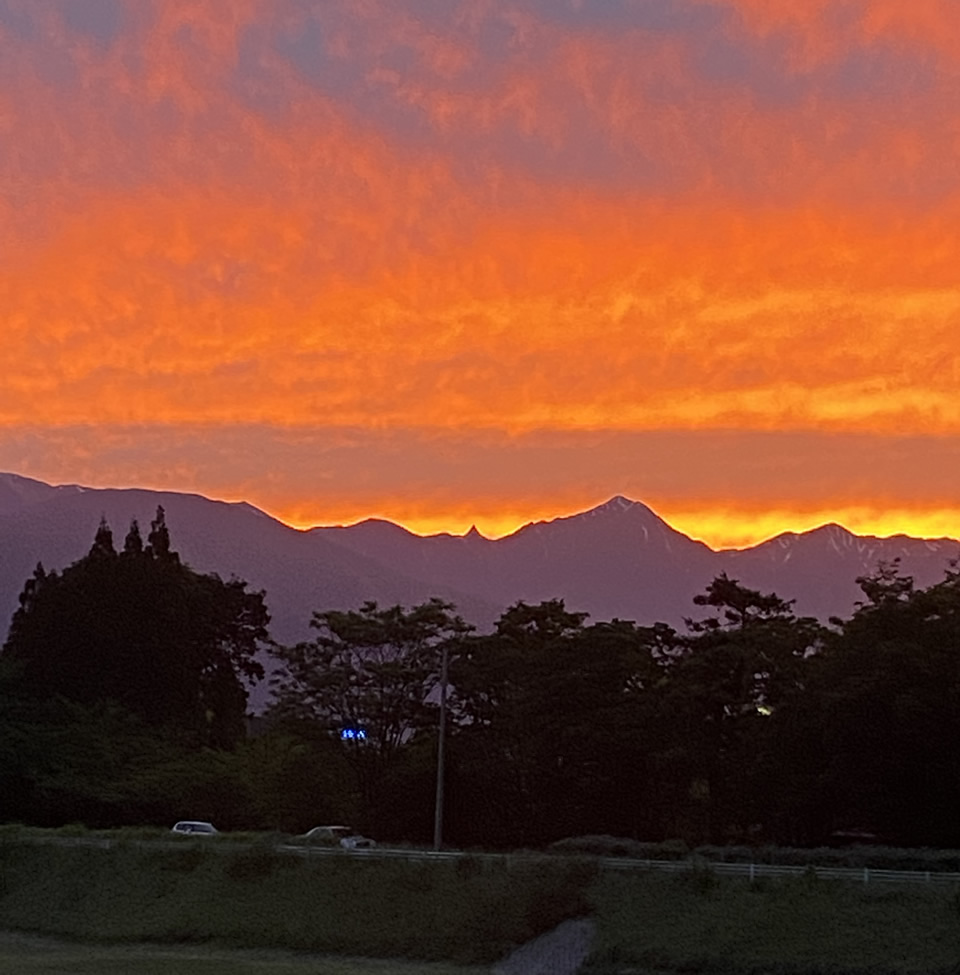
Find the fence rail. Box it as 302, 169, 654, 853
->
597, 856, 960, 885
279, 844, 960, 885
12, 834, 960, 886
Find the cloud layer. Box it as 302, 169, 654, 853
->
3, 0, 959, 546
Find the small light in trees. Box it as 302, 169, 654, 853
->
340, 727, 367, 741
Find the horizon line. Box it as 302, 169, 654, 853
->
4, 470, 959, 553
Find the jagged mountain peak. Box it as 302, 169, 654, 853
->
582, 495, 659, 518
568, 495, 702, 544
594, 494, 637, 512
504, 496, 713, 578
520, 495, 666, 533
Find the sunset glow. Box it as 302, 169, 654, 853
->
3, 0, 960, 549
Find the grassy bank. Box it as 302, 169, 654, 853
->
0, 837, 592, 965
3, 832, 960, 973
0, 932, 490, 975
583, 869, 960, 974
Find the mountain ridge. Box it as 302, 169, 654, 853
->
1, 473, 958, 651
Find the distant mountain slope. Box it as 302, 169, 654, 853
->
718, 524, 960, 622
0, 472, 86, 515
0, 476, 500, 711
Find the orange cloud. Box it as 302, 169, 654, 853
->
4, 0, 960, 547
714, 0, 960, 66
4, 184, 960, 437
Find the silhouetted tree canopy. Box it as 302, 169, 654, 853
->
268, 598, 472, 831
7, 532, 960, 848
808, 559, 960, 845
447, 600, 668, 846
2, 507, 269, 748
661, 575, 826, 842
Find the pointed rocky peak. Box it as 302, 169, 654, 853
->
463, 524, 486, 540
580, 495, 659, 519
517, 495, 654, 534
582, 495, 692, 534
597, 494, 636, 512
508, 494, 714, 557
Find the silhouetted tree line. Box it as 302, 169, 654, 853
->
2, 513, 960, 848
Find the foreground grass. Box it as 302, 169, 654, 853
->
4, 832, 960, 973
0, 933, 490, 975
583, 870, 960, 974
0, 839, 593, 964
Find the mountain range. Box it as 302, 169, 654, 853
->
2, 471, 958, 668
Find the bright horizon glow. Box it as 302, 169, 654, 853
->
263, 506, 960, 551
188, 487, 960, 551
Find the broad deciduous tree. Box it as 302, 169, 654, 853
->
448, 600, 668, 846
811, 560, 960, 845
268, 598, 472, 831
659, 574, 824, 842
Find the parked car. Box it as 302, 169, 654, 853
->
301, 825, 376, 849
171, 820, 218, 835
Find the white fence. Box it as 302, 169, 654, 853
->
597, 855, 960, 886
280, 844, 960, 886
14, 835, 960, 886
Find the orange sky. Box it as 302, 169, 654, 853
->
3, 0, 960, 549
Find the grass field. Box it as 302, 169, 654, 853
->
583, 870, 960, 974
0, 839, 593, 964
4, 834, 960, 973
0, 933, 491, 975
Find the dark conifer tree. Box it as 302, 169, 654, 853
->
2, 512, 268, 748
146, 505, 175, 561
89, 516, 116, 559
123, 518, 143, 555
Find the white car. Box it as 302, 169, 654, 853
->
171, 820, 218, 835
301, 825, 376, 849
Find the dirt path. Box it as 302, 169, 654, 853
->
492, 918, 595, 975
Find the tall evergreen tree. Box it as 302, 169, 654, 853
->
123, 518, 143, 555
146, 505, 175, 560
2, 508, 269, 748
